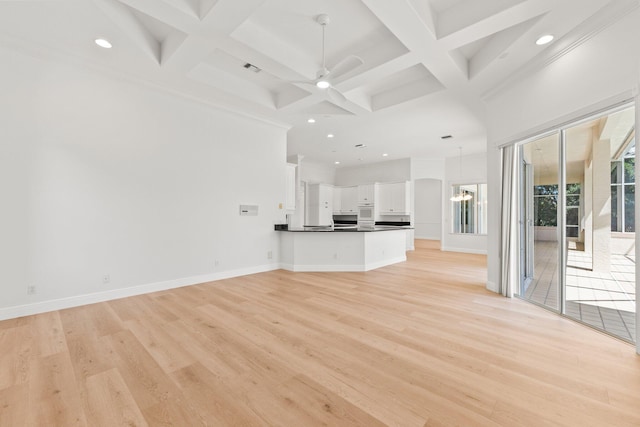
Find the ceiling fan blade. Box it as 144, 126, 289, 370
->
327, 86, 347, 105
329, 55, 364, 79
289, 80, 316, 87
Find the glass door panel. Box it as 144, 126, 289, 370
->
519, 133, 560, 311
563, 107, 636, 342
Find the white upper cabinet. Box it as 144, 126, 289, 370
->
333, 186, 358, 214
341, 186, 358, 213
378, 182, 410, 215
357, 184, 377, 205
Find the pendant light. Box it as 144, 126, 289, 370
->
450, 146, 472, 202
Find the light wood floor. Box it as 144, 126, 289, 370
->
1, 240, 639, 426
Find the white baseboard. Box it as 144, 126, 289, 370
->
414, 235, 440, 240
441, 246, 488, 255
486, 281, 499, 293
0, 263, 280, 322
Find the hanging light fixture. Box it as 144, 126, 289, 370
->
450, 146, 473, 202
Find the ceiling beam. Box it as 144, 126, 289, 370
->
437, 0, 554, 51
159, 0, 266, 73
92, 0, 161, 64
360, 0, 486, 119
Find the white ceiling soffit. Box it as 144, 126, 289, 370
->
0, 0, 627, 166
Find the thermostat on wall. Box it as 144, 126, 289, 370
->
239, 204, 258, 216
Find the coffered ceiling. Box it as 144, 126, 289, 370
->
0, 0, 630, 167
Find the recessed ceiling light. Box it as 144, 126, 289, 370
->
382, 153, 388, 157
316, 80, 330, 89
536, 35, 554, 45
94, 38, 112, 49
307, 118, 316, 123
334, 161, 340, 165
327, 133, 334, 138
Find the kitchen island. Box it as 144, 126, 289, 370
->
277, 227, 408, 272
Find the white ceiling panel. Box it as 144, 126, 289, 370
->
0, 0, 627, 167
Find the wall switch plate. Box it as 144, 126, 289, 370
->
27, 285, 36, 295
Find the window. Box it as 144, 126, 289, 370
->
451, 183, 487, 234
534, 183, 580, 237
611, 136, 635, 232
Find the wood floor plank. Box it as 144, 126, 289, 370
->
1, 240, 638, 426
84, 369, 148, 427
26, 352, 87, 426
0, 325, 32, 390
171, 362, 266, 426
0, 384, 29, 426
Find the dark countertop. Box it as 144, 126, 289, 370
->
276, 225, 413, 232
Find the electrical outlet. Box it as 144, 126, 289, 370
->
215, 260, 219, 267
267, 250, 273, 260
27, 285, 36, 295
333, 253, 338, 259
103, 274, 110, 284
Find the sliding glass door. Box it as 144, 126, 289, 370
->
519, 133, 561, 311
518, 104, 636, 343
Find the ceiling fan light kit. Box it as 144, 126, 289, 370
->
288, 13, 363, 105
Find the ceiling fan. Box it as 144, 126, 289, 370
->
291, 14, 364, 104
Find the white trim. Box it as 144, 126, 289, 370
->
441, 246, 488, 255
486, 281, 499, 293
0, 264, 280, 321
494, 94, 635, 149
280, 256, 406, 272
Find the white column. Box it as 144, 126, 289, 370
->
583, 158, 593, 254
591, 135, 611, 272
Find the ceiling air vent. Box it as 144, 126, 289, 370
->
355, 144, 367, 148
243, 63, 261, 73
441, 135, 453, 140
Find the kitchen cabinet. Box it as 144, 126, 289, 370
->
285, 163, 297, 210
378, 181, 410, 215
333, 186, 342, 214
357, 184, 377, 205
333, 186, 359, 214
306, 183, 333, 226
340, 186, 358, 213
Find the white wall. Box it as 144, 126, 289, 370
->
411, 158, 445, 180
485, 7, 640, 303
0, 46, 288, 319
335, 158, 411, 186
414, 179, 442, 239
442, 152, 488, 254
300, 159, 336, 185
